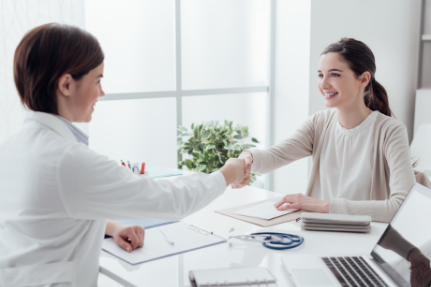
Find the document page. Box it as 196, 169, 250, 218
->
234, 201, 298, 220
102, 221, 225, 265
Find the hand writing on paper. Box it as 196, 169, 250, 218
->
106, 220, 145, 253
274, 193, 331, 213
231, 151, 253, 189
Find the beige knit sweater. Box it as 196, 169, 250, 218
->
249, 109, 416, 223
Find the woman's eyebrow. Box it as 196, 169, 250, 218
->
96, 74, 103, 78
317, 69, 343, 73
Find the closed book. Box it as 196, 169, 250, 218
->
300, 212, 371, 233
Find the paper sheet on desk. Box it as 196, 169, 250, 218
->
234, 201, 298, 220
146, 166, 182, 179
102, 222, 226, 265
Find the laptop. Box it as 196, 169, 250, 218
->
282, 183, 431, 287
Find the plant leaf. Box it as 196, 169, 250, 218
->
205, 144, 215, 150
202, 130, 211, 139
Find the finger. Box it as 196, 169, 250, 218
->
245, 159, 252, 175
274, 200, 285, 208
277, 203, 301, 211
138, 227, 145, 247
117, 237, 133, 253
125, 229, 139, 250
238, 175, 250, 184
133, 226, 145, 247
276, 203, 291, 211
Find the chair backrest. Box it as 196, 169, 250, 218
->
415, 170, 431, 189
410, 124, 431, 174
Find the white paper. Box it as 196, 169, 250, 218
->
102, 222, 225, 265
234, 201, 298, 220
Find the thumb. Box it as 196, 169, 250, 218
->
277, 203, 300, 211
117, 237, 133, 253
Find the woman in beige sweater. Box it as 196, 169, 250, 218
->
234, 38, 421, 223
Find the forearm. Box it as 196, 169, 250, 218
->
329, 197, 403, 223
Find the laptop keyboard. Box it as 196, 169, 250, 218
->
321, 256, 388, 287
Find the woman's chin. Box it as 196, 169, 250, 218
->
325, 100, 337, 108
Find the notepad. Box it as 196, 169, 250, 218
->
102, 221, 226, 265
234, 201, 299, 220
189, 267, 277, 287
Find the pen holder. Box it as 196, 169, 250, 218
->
140, 172, 150, 178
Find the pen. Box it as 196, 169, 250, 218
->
121, 160, 126, 167
160, 227, 174, 245
127, 161, 131, 169
190, 224, 213, 234
132, 162, 140, 174
140, 162, 146, 175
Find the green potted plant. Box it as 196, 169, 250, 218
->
177, 120, 260, 184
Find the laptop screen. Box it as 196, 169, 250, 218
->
371, 184, 431, 286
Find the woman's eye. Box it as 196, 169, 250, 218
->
332, 73, 340, 77
318, 74, 323, 78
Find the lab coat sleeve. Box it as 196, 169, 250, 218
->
56, 145, 227, 220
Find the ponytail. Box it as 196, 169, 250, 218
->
364, 79, 392, 117
322, 38, 393, 117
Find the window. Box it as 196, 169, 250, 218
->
86, 0, 275, 188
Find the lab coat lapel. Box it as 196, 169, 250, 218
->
25, 111, 78, 143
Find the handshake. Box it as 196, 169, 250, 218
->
218, 151, 253, 189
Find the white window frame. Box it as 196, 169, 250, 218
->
98, 0, 276, 190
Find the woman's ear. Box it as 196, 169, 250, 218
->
57, 73, 73, 97
359, 71, 371, 90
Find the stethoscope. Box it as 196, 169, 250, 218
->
228, 231, 304, 250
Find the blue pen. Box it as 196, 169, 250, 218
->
131, 162, 140, 174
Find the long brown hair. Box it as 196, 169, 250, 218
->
13, 23, 104, 115
322, 38, 392, 117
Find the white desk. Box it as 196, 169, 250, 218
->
99, 186, 388, 287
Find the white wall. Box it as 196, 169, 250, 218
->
0, 0, 86, 143
272, 0, 311, 194
308, 0, 422, 142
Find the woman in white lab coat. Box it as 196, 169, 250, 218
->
0, 23, 248, 286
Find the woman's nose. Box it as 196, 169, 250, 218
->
321, 76, 331, 90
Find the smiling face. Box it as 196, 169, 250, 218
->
318, 52, 367, 110
64, 62, 105, 122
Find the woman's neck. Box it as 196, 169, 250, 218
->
337, 102, 371, 130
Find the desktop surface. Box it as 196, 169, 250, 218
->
99, 185, 388, 287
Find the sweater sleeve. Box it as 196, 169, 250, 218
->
247, 115, 315, 174
330, 123, 416, 223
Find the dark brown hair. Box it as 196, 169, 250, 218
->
322, 38, 392, 117
13, 23, 104, 115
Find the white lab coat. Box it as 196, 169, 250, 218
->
0, 111, 226, 287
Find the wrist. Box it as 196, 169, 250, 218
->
219, 165, 235, 186
240, 151, 253, 162
407, 247, 419, 262
322, 200, 331, 213
105, 220, 125, 237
